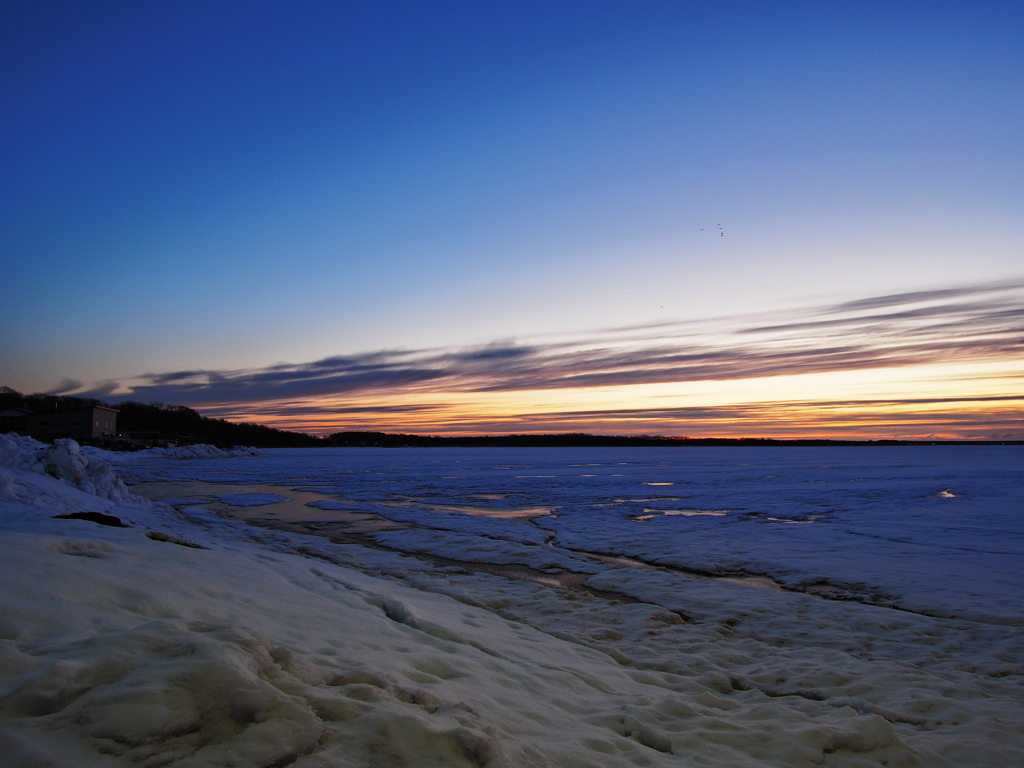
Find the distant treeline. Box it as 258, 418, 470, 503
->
112, 401, 321, 447
324, 431, 680, 447
323, 431, 1023, 447
0, 387, 320, 448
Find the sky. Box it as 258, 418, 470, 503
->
2, 0, 1022, 438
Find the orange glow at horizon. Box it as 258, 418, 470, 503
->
199, 359, 1024, 440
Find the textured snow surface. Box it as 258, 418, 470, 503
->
2, 441, 1023, 766
1, 434, 142, 504
84, 443, 263, 461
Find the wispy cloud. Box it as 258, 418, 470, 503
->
50, 378, 84, 395
74, 281, 1024, 437
829, 280, 1024, 313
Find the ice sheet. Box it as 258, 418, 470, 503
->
2, 438, 1022, 766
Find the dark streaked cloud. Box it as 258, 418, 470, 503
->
830, 280, 1024, 313
738, 301, 1022, 335
219, 402, 442, 418
75, 282, 1024, 421
49, 378, 83, 395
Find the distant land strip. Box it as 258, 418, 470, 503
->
323, 432, 1024, 447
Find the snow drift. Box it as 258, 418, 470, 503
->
1, 437, 1022, 767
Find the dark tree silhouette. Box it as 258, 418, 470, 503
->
0, 388, 321, 448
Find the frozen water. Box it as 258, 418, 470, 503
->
213, 493, 290, 506
2, 438, 1023, 766
121, 445, 1024, 624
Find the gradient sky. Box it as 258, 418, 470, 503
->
2, 1, 1022, 438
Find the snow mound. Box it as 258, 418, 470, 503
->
1, 434, 142, 504
158, 444, 263, 459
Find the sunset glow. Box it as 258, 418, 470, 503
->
141, 287, 1024, 439
203, 362, 1024, 439
2, 2, 1021, 439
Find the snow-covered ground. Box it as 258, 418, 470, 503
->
2, 437, 1022, 766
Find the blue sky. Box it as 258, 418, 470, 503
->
2, 1, 1022, 436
